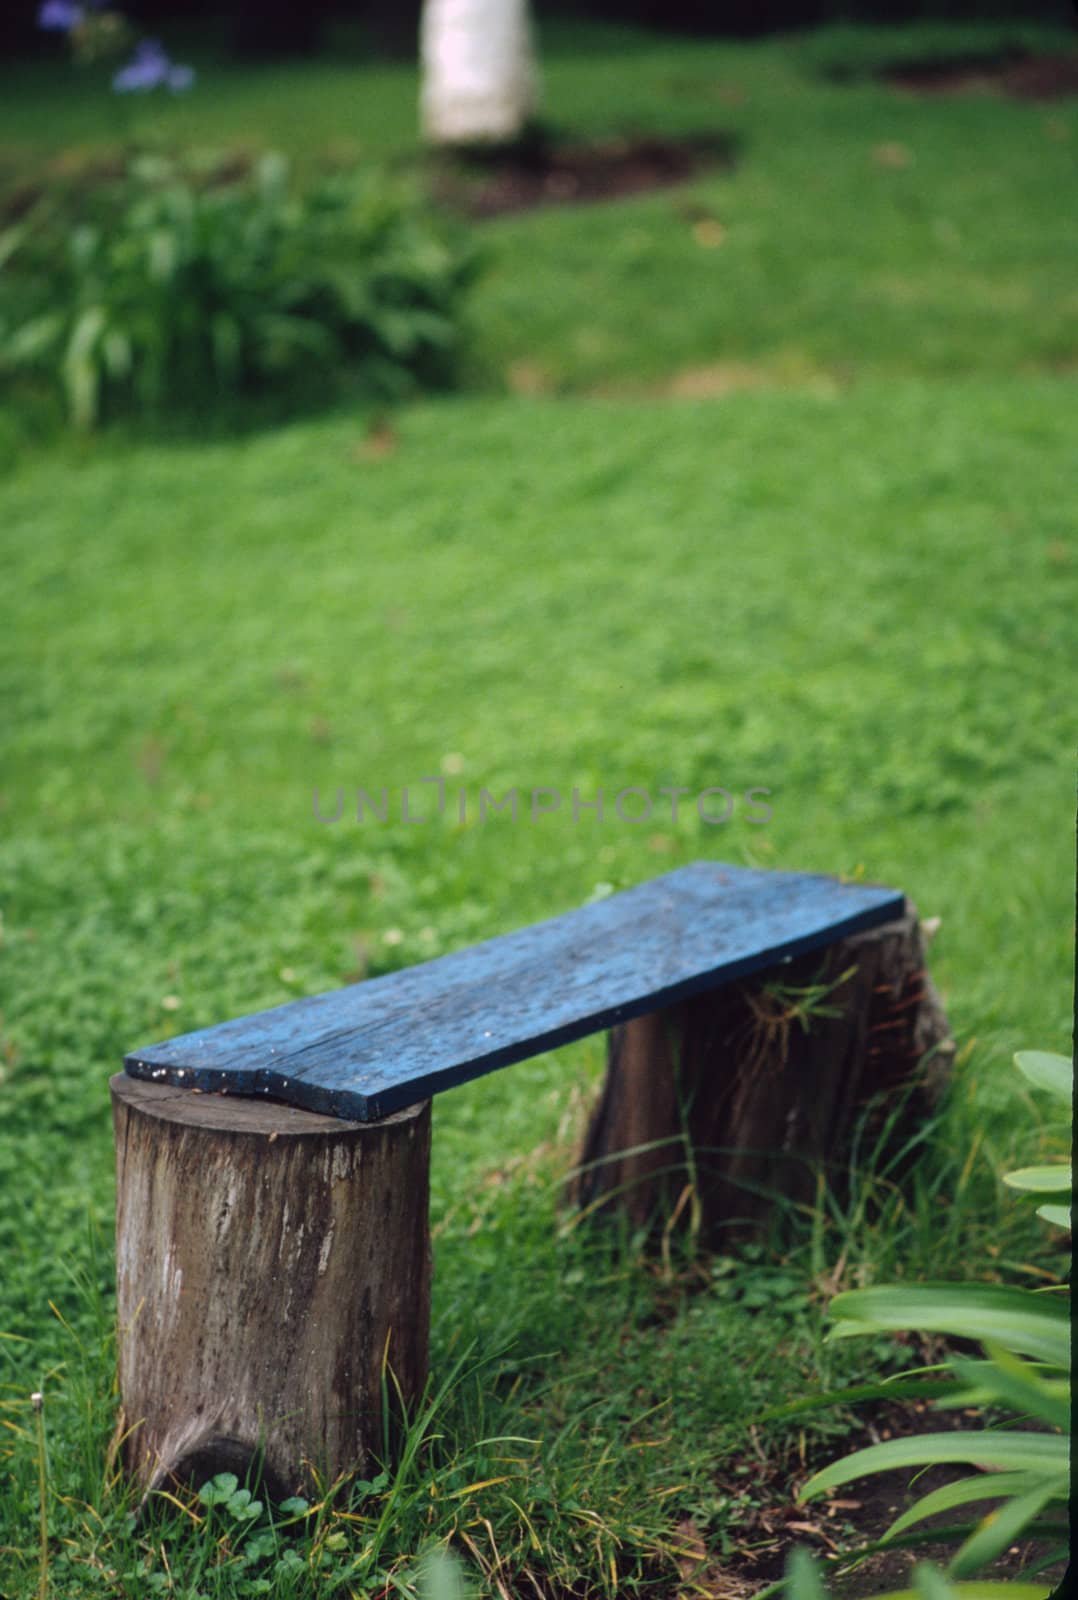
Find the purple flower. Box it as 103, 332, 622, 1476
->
112, 37, 194, 93
38, 0, 84, 30
112, 38, 167, 90
37, 0, 108, 25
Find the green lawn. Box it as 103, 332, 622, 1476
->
0, 16, 1075, 1599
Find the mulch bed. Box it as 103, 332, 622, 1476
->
881, 49, 1078, 101
692, 1393, 1067, 1598
429, 132, 736, 219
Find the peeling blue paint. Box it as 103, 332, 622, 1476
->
124, 863, 904, 1122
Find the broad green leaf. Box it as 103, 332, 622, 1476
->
1014, 1051, 1072, 1104
923, 1356, 1065, 1412
148, 227, 180, 283
784, 1547, 829, 1600
69, 223, 99, 268
948, 1344, 1070, 1430
871, 1588, 1051, 1600
827, 1284, 1070, 1366
910, 1565, 958, 1600
884, 1470, 1060, 1541
256, 151, 290, 198
63, 355, 100, 431
5, 312, 63, 364
824, 1316, 881, 1341
66, 305, 107, 363
948, 1481, 1062, 1578
799, 1429, 1068, 1502
62, 304, 108, 427
1003, 1165, 1072, 1194
1037, 1204, 1071, 1229
102, 330, 133, 380
417, 1548, 469, 1600
0, 222, 27, 271
932, 1378, 1069, 1413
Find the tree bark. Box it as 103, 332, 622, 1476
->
111, 1075, 431, 1501
420, 0, 540, 146
574, 905, 953, 1246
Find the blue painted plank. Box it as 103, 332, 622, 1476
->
124, 862, 904, 1121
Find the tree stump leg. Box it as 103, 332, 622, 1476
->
111, 1076, 431, 1501
574, 905, 953, 1246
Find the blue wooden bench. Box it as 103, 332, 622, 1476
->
123, 861, 904, 1120
112, 862, 947, 1501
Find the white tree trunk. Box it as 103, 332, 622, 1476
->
420, 0, 540, 146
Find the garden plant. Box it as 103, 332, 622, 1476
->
773, 1050, 1070, 1598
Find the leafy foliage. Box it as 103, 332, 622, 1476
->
786, 1547, 1056, 1600
1003, 1052, 1073, 1230
0, 152, 479, 427
781, 1051, 1071, 1596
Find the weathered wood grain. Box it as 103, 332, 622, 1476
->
111, 1074, 431, 1499
124, 863, 904, 1120
574, 905, 953, 1244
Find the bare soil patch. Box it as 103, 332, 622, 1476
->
430, 132, 736, 219
698, 1396, 1066, 1598
880, 48, 1078, 100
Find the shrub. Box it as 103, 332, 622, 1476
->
0, 152, 481, 428
775, 1050, 1070, 1598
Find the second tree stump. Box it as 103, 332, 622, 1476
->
575, 904, 952, 1244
